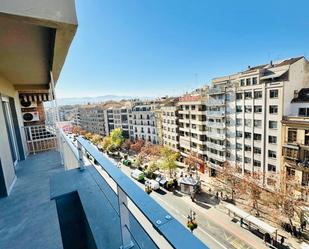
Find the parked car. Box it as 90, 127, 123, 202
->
155, 174, 167, 187
131, 169, 145, 181
145, 179, 160, 191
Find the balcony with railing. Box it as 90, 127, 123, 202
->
205, 110, 225, 117
1, 125, 208, 249
206, 121, 225, 129
206, 131, 226, 140
206, 99, 225, 106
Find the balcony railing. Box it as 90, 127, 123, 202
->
205, 121, 225, 129
23, 124, 57, 154
59, 131, 207, 249
206, 131, 225, 140
206, 99, 225, 106
206, 111, 225, 117
206, 142, 225, 151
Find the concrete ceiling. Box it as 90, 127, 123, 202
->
0, 15, 53, 86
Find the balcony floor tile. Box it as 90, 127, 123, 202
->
0, 151, 64, 249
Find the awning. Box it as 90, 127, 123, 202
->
19, 92, 52, 102
226, 203, 250, 219
226, 204, 277, 235
283, 144, 299, 150
246, 215, 277, 235
260, 69, 288, 80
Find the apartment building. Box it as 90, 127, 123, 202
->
281, 88, 309, 200
104, 101, 133, 138
161, 98, 180, 151
178, 89, 208, 163
131, 101, 159, 143
78, 104, 106, 136
206, 56, 309, 186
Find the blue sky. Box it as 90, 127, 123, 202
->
56, 0, 309, 98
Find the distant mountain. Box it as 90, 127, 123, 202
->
46, 95, 154, 107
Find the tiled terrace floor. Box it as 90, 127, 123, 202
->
0, 151, 64, 249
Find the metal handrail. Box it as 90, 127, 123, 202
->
75, 136, 208, 249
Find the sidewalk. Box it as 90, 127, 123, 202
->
181, 192, 269, 249
198, 172, 302, 249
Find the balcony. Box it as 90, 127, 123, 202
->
206, 99, 225, 106
0, 128, 208, 249
206, 151, 225, 162
206, 111, 225, 117
206, 131, 225, 140
206, 142, 225, 151
206, 121, 225, 129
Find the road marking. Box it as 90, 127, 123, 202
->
154, 194, 229, 249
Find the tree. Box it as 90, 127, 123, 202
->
91, 134, 103, 145
110, 128, 124, 150
85, 132, 93, 140
101, 136, 112, 151
72, 126, 82, 134
133, 153, 144, 167
140, 143, 162, 161
145, 161, 159, 178
218, 161, 241, 201
241, 171, 263, 216
121, 139, 132, 151
159, 147, 179, 177
270, 174, 306, 228
80, 129, 87, 136
184, 152, 204, 172
130, 140, 144, 154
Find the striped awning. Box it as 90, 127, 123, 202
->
19, 92, 52, 102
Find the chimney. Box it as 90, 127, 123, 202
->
270, 60, 273, 67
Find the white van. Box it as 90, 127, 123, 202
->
145, 179, 160, 191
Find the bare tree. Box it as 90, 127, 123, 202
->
218, 161, 241, 201
184, 152, 204, 172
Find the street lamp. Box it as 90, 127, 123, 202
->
187, 209, 198, 233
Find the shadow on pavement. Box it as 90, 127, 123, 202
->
155, 189, 167, 195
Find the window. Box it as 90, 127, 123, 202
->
269, 105, 278, 114
299, 108, 309, 117
254, 91, 262, 99
254, 147, 261, 154
245, 157, 251, 163
270, 89, 278, 98
254, 120, 262, 128
254, 160, 261, 167
236, 118, 242, 126
268, 150, 277, 159
191, 105, 196, 110
254, 133, 262, 141
252, 77, 258, 85
236, 155, 242, 162
244, 132, 251, 139
236, 93, 243, 100
245, 119, 251, 127
245, 91, 252, 99
245, 145, 251, 151
269, 121, 277, 129
236, 106, 242, 113
268, 164, 276, 172
245, 106, 252, 113
236, 131, 243, 138
268, 136, 277, 144
246, 78, 251, 86
236, 143, 242, 150
240, 79, 245, 86
254, 105, 262, 113
287, 128, 297, 143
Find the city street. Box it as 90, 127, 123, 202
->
104, 154, 268, 249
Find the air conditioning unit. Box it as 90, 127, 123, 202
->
23, 112, 40, 122
20, 100, 37, 108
